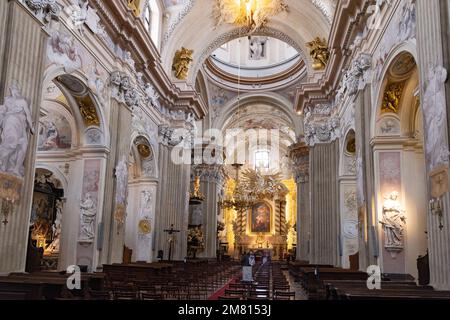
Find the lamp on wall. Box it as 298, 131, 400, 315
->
429, 198, 444, 230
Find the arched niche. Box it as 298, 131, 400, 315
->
371, 50, 427, 279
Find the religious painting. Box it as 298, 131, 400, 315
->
251, 202, 271, 233
38, 114, 72, 151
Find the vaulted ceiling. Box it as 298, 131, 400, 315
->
161, 0, 334, 84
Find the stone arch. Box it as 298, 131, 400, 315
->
371, 49, 427, 279
42, 66, 109, 148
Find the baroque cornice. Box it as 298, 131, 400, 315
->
294, 0, 372, 112
89, 0, 207, 119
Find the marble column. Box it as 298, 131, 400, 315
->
309, 141, 340, 266
194, 164, 225, 258
154, 135, 191, 261
289, 142, 310, 262
416, 0, 450, 290
0, 1, 49, 274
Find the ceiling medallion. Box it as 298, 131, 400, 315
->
213, 0, 288, 34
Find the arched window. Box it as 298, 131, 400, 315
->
255, 150, 270, 170
144, 1, 162, 50
144, 5, 151, 31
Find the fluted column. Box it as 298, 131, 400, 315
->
154, 133, 191, 261
289, 142, 310, 261
0, 1, 49, 274
416, 0, 450, 290
309, 141, 340, 266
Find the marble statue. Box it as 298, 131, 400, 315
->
423, 65, 449, 170
142, 190, 152, 212
115, 157, 129, 205
144, 83, 160, 108
25, 0, 61, 22
0, 84, 35, 177
249, 37, 265, 60
69, 0, 89, 34
48, 200, 63, 253
380, 191, 406, 249
79, 193, 97, 241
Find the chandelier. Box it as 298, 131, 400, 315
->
220, 164, 287, 212
213, 0, 288, 34
220, 164, 256, 212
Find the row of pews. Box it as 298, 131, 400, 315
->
0, 260, 240, 300
289, 261, 450, 300
0, 271, 105, 300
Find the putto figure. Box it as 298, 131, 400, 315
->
306, 37, 330, 70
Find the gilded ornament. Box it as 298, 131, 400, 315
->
138, 144, 152, 158
172, 47, 194, 80
382, 82, 404, 113
213, 0, 288, 34
76, 95, 100, 126
138, 219, 152, 235
306, 37, 330, 70
127, 0, 141, 17
189, 175, 205, 204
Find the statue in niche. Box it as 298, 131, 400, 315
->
380, 191, 406, 250
48, 200, 63, 254
79, 193, 97, 241
249, 37, 266, 60
0, 84, 35, 177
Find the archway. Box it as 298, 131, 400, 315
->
26, 168, 64, 272
372, 51, 427, 278
27, 72, 108, 272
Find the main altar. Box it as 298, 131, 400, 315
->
219, 167, 297, 261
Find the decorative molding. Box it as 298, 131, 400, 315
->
304, 103, 340, 146
162, 0, 196, 49
24, 0, 62, 24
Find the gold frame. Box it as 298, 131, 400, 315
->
247, 201, 273, 235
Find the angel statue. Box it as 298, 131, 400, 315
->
306, 37, 330, 70
172, 47, 194, 80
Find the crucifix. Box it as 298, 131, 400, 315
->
163, 224, 181, 261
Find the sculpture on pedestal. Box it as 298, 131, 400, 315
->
380, 191, 406, 255
79, 193, 97, 242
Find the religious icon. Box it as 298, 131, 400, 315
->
251, 202, 271, 233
